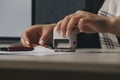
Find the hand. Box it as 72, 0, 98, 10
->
55, 10, 111, 36
21, 24, 55, 47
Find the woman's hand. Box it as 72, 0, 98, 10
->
55, 10, 111, 36
21, 24, 55, 47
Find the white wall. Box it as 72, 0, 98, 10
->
0, 0, 31, 37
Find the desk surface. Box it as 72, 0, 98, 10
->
0, 49, 120, 74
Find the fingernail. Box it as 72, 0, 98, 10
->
55, 26, 60, 31
54, 27, 58, 31
26, 41, 30, 45
39, 40, 44, 45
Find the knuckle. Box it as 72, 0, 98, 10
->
71, 16, 78, 21
64, 15, 71, 20
75, 10, 85, 15
75, 10, 82, 13
57, 20, 62, 25
80, 18, 86, 23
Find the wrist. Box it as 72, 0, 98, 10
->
108, 17, 120, 36
106, 17, 114, 33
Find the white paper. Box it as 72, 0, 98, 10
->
0, 46, 73, 56
1, 46, 120, 56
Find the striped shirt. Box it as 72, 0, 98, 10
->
98, 0, 120, 49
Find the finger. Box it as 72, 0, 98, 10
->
55, 20, 62, 31
20, 37, 28, 47
21, 31, 31, 47
39, 40, 45, 46
60, 14, 74, 37
39, 31, 49, 46
78, 18, 86, 32
60, 16, 70, 37
66, 15, 80, 36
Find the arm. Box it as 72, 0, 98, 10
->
55, 10, 120, 37
108, 17, 120, 36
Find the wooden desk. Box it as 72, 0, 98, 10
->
0, 50, 120, 80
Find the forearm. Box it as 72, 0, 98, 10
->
108, 17, 120, 36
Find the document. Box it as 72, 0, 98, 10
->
0, 46, 72, 56
0, 46, 120, 56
